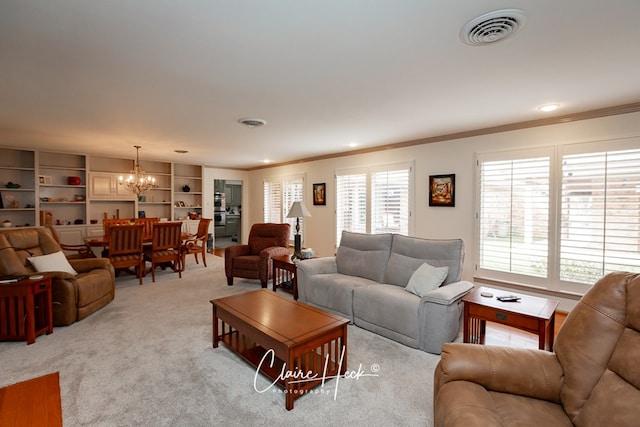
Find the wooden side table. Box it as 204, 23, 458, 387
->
463, 286, 558, 351
0, 276, 53, 345
272, 255, 298, 300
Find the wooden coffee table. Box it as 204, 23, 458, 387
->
211, 289, 349, 410
463, 286, 559, 351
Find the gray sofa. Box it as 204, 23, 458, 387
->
296, 231, 474, 354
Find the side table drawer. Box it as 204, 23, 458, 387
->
468, 303, 539, 332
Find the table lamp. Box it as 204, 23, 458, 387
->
286, 201, 311, 259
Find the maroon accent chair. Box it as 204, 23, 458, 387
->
225, 223, 290, 288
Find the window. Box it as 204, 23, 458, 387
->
264, 174, 305, 241
476, 140, 640, 293
336, 162, 412, 246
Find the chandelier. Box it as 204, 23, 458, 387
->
118, 145, 157, 196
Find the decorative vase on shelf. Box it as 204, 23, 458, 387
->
183, 184, 190, 192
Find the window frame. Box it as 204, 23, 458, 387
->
335, 161, 413, 248
475, 137, 640, 295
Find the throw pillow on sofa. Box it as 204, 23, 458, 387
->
28, 251, 78, 275
405, 262, 448, 297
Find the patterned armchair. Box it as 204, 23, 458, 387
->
225, 223, 290, 288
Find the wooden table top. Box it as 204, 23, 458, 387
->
463, 286, 559, 320
0, 372, 62, 426
211, 289, 348, 346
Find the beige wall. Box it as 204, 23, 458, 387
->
208, 111, 640, 310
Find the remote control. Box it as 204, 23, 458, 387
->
497, 295, 521, 302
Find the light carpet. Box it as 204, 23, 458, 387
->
0, 256, 440, 426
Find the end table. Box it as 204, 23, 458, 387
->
272, 255, 298, 300
0, 275, 53, 344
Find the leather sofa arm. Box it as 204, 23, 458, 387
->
69, 258, 112, 273
436, 342, 564, 403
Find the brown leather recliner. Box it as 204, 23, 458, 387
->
434, 272, 640, 427
225, 223, 290, 288
0, 228, 115, 326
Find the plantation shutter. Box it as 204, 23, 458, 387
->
283, 177, 304, 241
336, 172, 367, 245
263, 180, 282, 223
371, 167, 409, 235
560, 148, 640, 284
478, 155, 550, 277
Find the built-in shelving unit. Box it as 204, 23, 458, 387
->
0, 148, 36, 227
173, 163, 203, 221
38, 151, 87, 226
0, 146, 206, 241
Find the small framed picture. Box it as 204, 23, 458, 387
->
179, 201, 186, 207
313, 183, 326, 206
429, 174, 455, 207
39, 175, 52, 185
138, 211, 146, 218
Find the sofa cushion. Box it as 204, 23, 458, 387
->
304, 272, 374, 320
28, 251, 78, 275
384, 234, 463, 286
353, 284, 420, 346
405, 262, 449, 297
336, 231, 392, 283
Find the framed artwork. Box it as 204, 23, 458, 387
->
429, 174, 455, 207
313, 183, 326, 205
39, 175, 53, 185
138, 211, 146, 218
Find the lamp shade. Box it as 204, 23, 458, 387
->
286, 201, 311, 218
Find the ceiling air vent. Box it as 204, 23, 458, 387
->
238, 118, 267, 128
461, 9, 526, 46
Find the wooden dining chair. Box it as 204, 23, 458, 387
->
134, 217, 159, 241
103, 218, 132, 236
143, 221, 183, 282
108, 224, 144, 285
181, 218, 212, 268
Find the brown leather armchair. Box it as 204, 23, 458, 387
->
0, 227, 115, 326
225, 223, 290, 288
434, 272, 640, 427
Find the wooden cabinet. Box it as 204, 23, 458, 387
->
89, 172, 135, 200
225, 215, 240, 237
225, 183, 242, 206
0, 148, 36, 227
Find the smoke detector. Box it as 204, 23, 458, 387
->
238, 118, 267, 128
461, 9, 526, 46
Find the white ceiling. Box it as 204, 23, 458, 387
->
1, 1, 639, 169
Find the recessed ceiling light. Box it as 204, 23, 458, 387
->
174, 150, 189, 154
238, 118, 267, 128
348, 141, 359, 148
539, 104, 559, 112
262, 159, 272, 164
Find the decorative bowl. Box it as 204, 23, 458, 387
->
4, 182, 20, 189
67, 176, 81, 185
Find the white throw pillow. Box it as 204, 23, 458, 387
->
28, 251, 78, 275
405, 262, 449, 297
